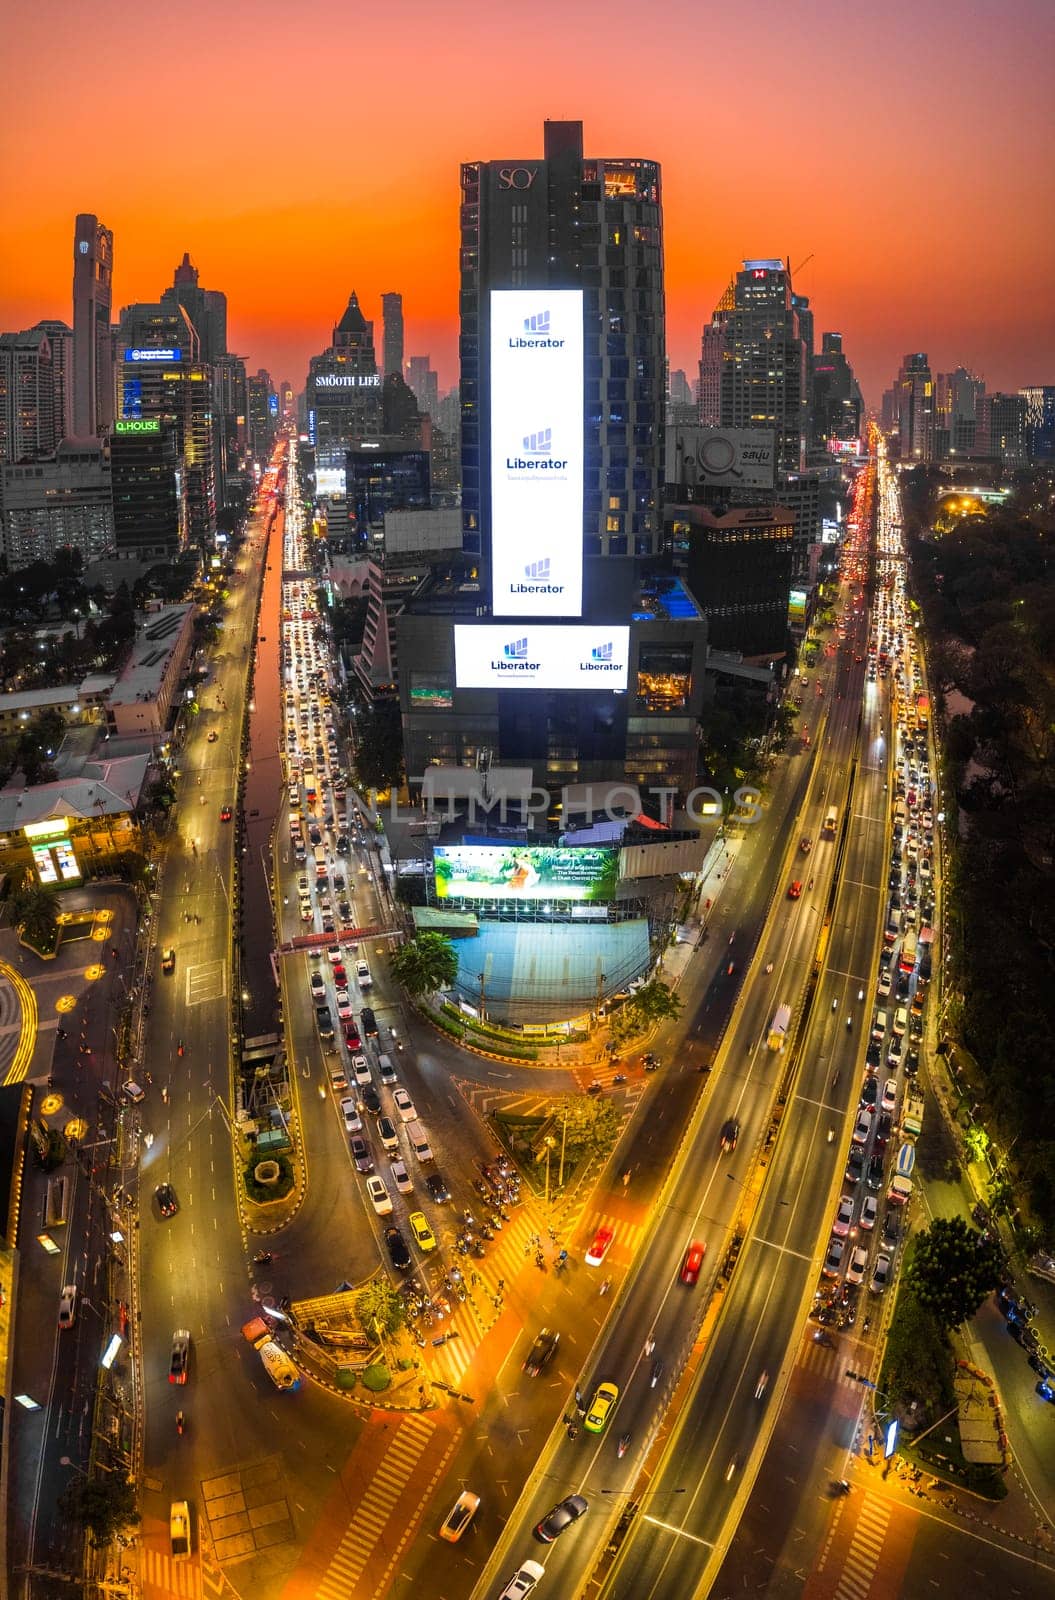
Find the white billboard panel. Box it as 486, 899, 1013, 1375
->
667, 426, 776, 490
490, 290, 583, 618
454, 624, 629, 691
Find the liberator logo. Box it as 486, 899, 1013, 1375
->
508, 309, 565, 349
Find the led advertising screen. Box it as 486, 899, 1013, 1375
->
434, 844, 618, 902
490, 289, 584, 618
454, 624, 630, 691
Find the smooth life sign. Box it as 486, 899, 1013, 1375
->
490, 289, 583, 618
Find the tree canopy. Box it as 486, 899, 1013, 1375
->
389, 933, 459, 997
906, 1215, 1004, 1331
59, 1473, 140, 1547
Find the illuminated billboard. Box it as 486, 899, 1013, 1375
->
434, 844, 618, 902
124, 348, 181, 362
454, 624, 629, 691
114, 418, 161, 435
667, 427, 775, 490
490, 289, 583, 618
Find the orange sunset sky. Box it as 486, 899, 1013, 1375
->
2, 0, 1053, 407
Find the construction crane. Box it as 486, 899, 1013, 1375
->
792, 252, 815, 277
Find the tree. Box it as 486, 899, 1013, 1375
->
610, 979, 683, 1044
355, 1279, 405, 1339
906, 1216, 1004, 1331
354, 701, 404, 792
389, 933, 459, 997
59, 1473, 140, 1546
10, 884, 58, 949
554, 1095, 622, 1158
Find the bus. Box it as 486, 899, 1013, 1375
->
822, 805, 838, 837
899, 928, 918, 974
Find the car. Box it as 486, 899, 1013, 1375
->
335, 990, 354, 1021
169, 1328, 191, 1384
497, 1561, 545, 1600
859, 1194, 879, 1231
207, 729, 218, 743
161, 947, 176, 974
535, 1493, 589, 1543
361, 1084, 381, 1115
155, 1181, 179, 1218
875, 1111, 893, 1148
338, 899, 353, 922
877, 971, 891, 998
1035, 1379, 1055, 1406
845, 1147, 865, 1186
336, 834, 350, 855
340, 1096, 362, 1135
352, 1054, 372, 1087
439, 1489, 481, 1543
870, 1254, 892, 1293
524, 1327, 560, 1377
866, 1151, 885, 1190
846, 1245, 870, 1286
326, 943, 342, 965
309, 971, 326, 1000
860, 1075, 878, 1109
823, 1237, 845, 1278
219, 804, 233, 822
170, 1500, 192, 1561
585, 1225, 614, 1267
800, 836, 813, 854
719, 1118, 740, 1152
393, 1087, 417, 1123
343, 1024, 361, 1050
384, 1226, 411, 1271
788, 880, 802, 899
584, 1380, 619, 1434
366, 1176, 393, 1216
390, 1158, 413, 1194
887, 1035, 903, 1065
852, 1108, 872, 1145
58, 1284, 78, 1328
360, 1006, 378, 1038
376, 1114, 399, 1152
680, 1239, 707, 1284
350, 1136, 373, 1173
409, 1211, 437, 1251
426, 1171, 451, 1204
832, 1195, 855, 1237
904, 1048, 920, 1077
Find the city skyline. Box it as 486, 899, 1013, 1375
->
3, 0, 1053, 403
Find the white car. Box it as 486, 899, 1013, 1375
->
497, 1561, 545, 1600
881, 1078, 898, 1114
309, 971, 326, 1001
352, 1055, 372, 1088
832, 1194, 855, 1237
335, 989, 354, 1021
326, 943, 342, 965
390, 1158, 413, 1194
871, 1254, 892, 1293
365, 1176, 393, 1216
859, 1194, 879, 1231
340, 1097, 362, 1135
846, 1244, 870, 1286
877, 970, 892, 998
58, 1284, 78, 1329
393, 1087, 417, 1123
852, 1107, 872, 1145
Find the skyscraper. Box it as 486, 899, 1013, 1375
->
72, 214, 114, 437
405, 355, 439, 418
1021, 385, 1055, 459
715, 260, 808, 476
894, 353, 935, 460
382, 293, 404, 379
0, 327, 57, 463
33, 319, 74, 441
305, 293, 382, 483
935, 366, 984, 455
811, 332, 863, 447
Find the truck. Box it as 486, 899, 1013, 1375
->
902, 1092, 924, 1140
767, 1003, 791, 1051
887, 1141, 916, 1206
241, 1316, 301, 1391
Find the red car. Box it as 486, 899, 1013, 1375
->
788, 880, 802, 899
332, 962, 347, 985
219, 804, 233, 822
585, 1226, 614, 1268
343, 1024, 361, 1050
680, 1240, 707, 1285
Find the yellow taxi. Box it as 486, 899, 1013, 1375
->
584, 1381, 619, 1434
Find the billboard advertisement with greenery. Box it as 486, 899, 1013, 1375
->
433, 844, 618, 903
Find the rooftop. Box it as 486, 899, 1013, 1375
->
109, 604, 193, 706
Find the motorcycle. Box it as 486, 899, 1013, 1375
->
177, 1039, 185, 1057
617, 1433, 631, 1459
754, 1370, 769, 1399
832, 997, 838, 1012
613, 1073, 627, 1085
253, 1251, 273, 1266
827, 1128, 835, 1143
846, 1016, 853, 1030
650, 1360, 663, 1388
176, 1410, 185, 1435
472, 1240, 486, 1258
725, 1457, 740, 1482
480, 1222, 494, 1240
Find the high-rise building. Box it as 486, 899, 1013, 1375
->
668, 502, 795, 659
977, 394, 1028, 463
72, 214, 114, 437
935, 366, 984, 456
715, 260, 808, 475
894, 352, 935, 460
405, 355, 439, 419
305, 293, 382, 483
398, 119, 705, 803
247, 369, 277, 463
1, 439, 114, 567
811, 332, 863, 448
115, 303, 216, 548
33, 320, 74, 441
161, 252, 227, 362
280, 381, 294, 418
1021, 385, 1055, 460
382, 293, 404, 379
0, 327, 57, 463
110, 418, 182, 559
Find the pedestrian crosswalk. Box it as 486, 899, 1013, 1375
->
140, 1546, 203, 1598
800, 1336, 873, 1390
833, 1495, 891, 1599
314, 1414, 436, 1598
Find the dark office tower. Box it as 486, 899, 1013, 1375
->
382, 293, 404, 379
812, 332, 863, 448
247, 370, 277, 463
894, 353, 935, 461
717, 260, 807, 475
161, 252, 227, 363
935, 366, 984, 456
459, 117, 665, 601
72, 214, 114, 437
110, 420, 181, 559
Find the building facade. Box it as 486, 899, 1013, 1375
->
306, 294, 382, 481
72, 214, 114, 438
382, 293, 404, 379
669, 502, 794, 659
0, 328, 57, 464
0, 440, 114, 567
110, 420, 182, 559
